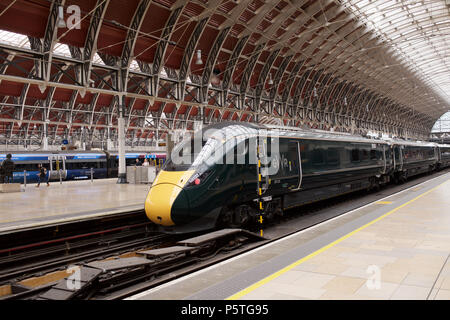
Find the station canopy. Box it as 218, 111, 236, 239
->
0, 0, 449, 148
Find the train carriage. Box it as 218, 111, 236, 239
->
387, 140, 438, 182
146, 123, 392, 233
0, 151, 166, 183
437, 144, 450, 169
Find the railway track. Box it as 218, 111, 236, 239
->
0, 168, 448, 300
0, 210, 166, 284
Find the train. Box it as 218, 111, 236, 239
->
145, 122, 450, 234
0, 151, 166, 183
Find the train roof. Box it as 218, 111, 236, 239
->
0, 150, 104, 155
384, 139, 438, 147
202, 122, 388, 145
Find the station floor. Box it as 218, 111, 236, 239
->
0, 179, 149, 232
129, 172, 450, 300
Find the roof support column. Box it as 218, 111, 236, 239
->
117, 94, 126, 184
42, 121, 49, 150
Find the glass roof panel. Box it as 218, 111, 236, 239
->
52, 43, 71, 57
344, 0, 450, 105
0, 30, 30, 49
432, 111, 450, 132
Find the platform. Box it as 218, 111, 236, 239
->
128, 172, 450, 300
0, 179, 149, 233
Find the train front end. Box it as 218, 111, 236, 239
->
145, 130, 225, 233
145, 169, 195, 228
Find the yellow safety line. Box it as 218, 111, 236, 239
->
226, 178, 449, 300
376, 201, 393, 204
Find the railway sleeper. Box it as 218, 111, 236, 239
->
27, 229, 264, 300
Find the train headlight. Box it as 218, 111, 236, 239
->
186, 169, 212, 187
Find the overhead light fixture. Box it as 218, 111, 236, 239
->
268, 73, 273, 85
211, 68, 220, 85
195, 50, 203, 65
57, 6, 66, 28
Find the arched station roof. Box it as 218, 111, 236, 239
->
0, 0, 448, 148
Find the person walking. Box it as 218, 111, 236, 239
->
36, 163, 49, 187
2, 154, 15, 184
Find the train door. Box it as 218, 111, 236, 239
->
258, 137, 301, 196
290, 141, 302, 190
393, 145, 403, 171
48, 155, 67, 180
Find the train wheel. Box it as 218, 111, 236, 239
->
232, 205, 252, 227
217, 205, 253, 228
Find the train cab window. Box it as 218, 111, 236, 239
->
351, 149, 360, 162
370, 149, 378, 160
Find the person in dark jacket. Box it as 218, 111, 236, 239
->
135, 158, 142, 166
0, 162, 4, 184
36, 163, 49, 187
1, 154, 14, 183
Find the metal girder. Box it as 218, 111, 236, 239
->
152, 4, 184, 93
269, 55, 293, 102
293, 68, 312, 111
281, 59, 305, 114
254, 48, 280, 116
303, 69, 324, 110
83, 0, 110, 86
239, 43, 265, 98
42, 0, 64, 82
120, 0, 152, 92
221, 35, 250, 99
177, 17, 208, 99
200, 26, 231, 103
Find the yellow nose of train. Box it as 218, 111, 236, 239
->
145, 170, 195, 226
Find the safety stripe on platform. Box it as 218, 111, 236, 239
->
226, 178, 449, 300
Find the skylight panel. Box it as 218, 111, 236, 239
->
343, 0, 450, 105
0, 30, 30, 49
92, 52, 105, 65
52, 43, 71, 57
432, 111, 450, 133
129, 59, 140, 71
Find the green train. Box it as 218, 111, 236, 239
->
145, 122, 450, 233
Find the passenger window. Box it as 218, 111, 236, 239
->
370, 149, 377, 160
312, 149, 324, 165
351, 149, 359, 162
327, 148, 339, 165
360, 149, 369, 161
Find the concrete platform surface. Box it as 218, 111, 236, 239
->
0, 179, 149, 232
128, 172, 450, 300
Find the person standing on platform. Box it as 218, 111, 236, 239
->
0, 162, 4, 184
135, 158, 142, 166
142, 158, 150, 167
36, 163, 49, 187
2, 154, 15, 183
